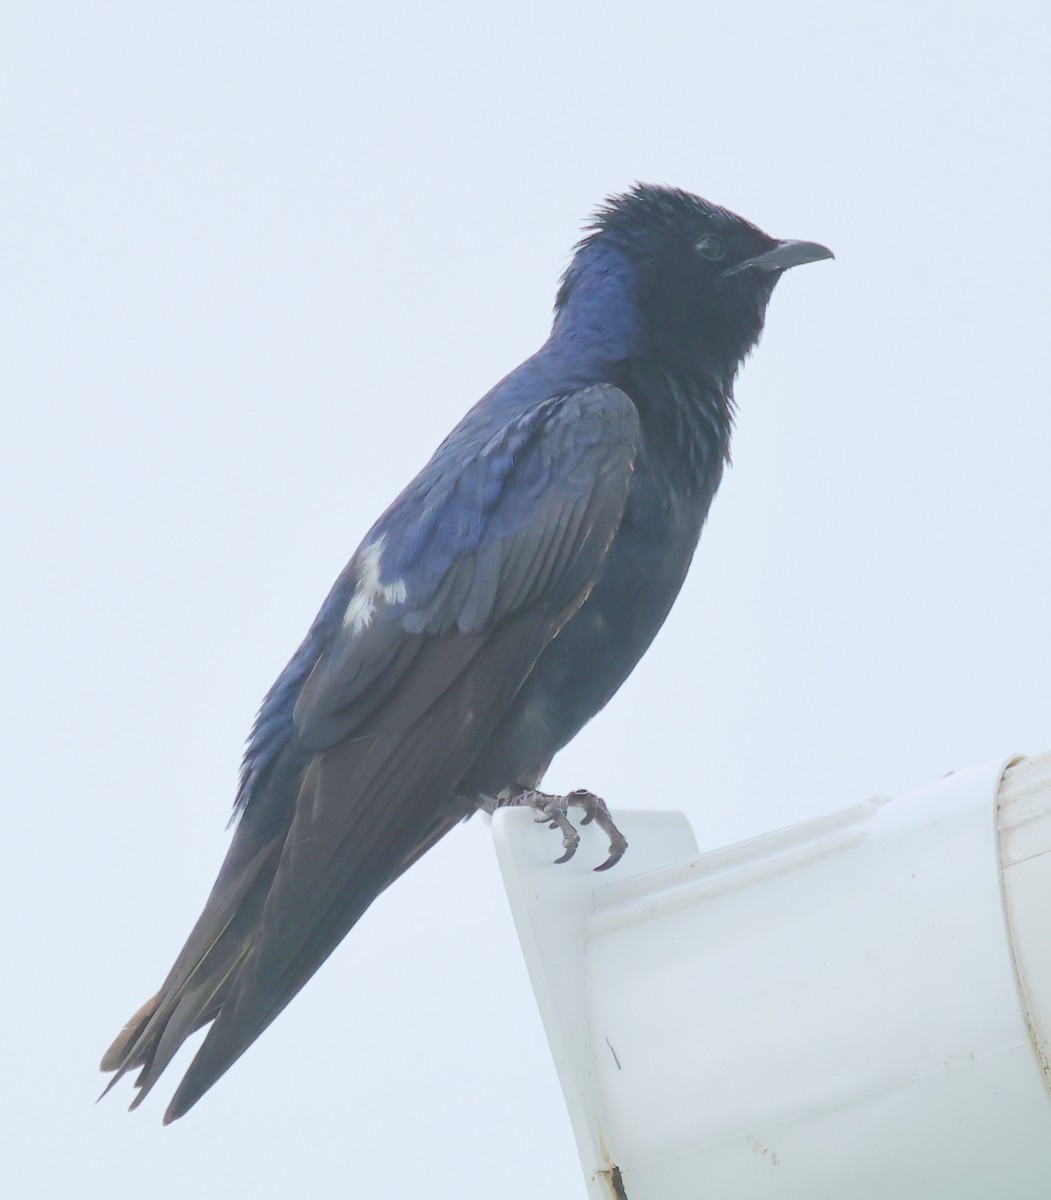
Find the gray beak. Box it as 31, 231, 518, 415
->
724, 238, 834, 277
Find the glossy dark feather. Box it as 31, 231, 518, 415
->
102, 184, 831, 1119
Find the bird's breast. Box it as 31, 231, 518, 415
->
461, 450, 717, 799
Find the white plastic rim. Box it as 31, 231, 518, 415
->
998, 753, 1051, 1098
494, 752, 1051, 1200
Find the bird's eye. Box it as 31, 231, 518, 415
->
695, 235, 725, 261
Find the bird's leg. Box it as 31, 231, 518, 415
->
488, 788, 628, 871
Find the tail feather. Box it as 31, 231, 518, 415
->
160, 754, 463, 1122
100, 993, 162, 1074
100, 833, 284, 1107
126, 946, 248, 1110
101, 613, 551, 1119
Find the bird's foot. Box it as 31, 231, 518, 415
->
500, 788, 628, 871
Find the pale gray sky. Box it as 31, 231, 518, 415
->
3, 2, 1049, 1196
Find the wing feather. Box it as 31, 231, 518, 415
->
103, 384, 640, 1119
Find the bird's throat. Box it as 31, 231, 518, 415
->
615, 359, 734, 494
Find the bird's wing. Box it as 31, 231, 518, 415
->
106, 384, 639, 1121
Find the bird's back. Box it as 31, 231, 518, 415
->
101, 183, 831, 1122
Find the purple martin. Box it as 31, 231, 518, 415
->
102, 185, 832, 1121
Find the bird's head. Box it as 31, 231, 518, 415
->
554, 184, 832, 384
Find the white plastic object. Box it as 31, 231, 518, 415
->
492, 753, 1051, 1199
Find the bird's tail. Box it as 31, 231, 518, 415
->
99, 831, 284, 1109
101, 615, 543, 1119
100, 779, 461, 1116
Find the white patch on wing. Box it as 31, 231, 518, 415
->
342, 535, 407, 633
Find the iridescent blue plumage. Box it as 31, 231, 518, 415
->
102, 184, 831, 1121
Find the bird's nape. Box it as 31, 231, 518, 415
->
102, 184, 831, 1120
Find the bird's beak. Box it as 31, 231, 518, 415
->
724, 239, 834, 277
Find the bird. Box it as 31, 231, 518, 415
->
101, 184, 832, 1122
